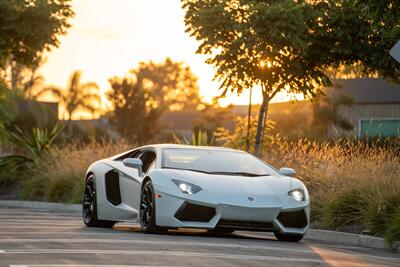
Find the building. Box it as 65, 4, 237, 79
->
327, 78, 400, 138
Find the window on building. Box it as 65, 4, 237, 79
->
360, 118, 400, 138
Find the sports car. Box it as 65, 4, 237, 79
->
82, 144, 310, 242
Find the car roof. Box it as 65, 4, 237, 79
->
142, 143, 242, 152
109, 144, 245, 161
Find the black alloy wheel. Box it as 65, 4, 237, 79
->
139, 180, 163, 233
82, 175, 115, 228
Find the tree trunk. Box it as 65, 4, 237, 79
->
259, 97, 270, 158
246, 87, 253, 152
254, 92, 270, 157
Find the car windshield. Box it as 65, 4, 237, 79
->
162, 148, 279, 176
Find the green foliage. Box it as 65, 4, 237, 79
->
0, 124, 64, 169
0, 0, 74, 67
366, 191, 400, 236
312, 92, 354, 139
181, 0, 400, 155
22, 174, 83, 203
385, 210, 400, 246
107, 58, 201, 143
0, 80, 14, 141
46, 176, 76, 203
107, 74, 164, 144
215, 116, 275, 153
21, 175, 50, 201
173, 130, 215, 146
323, 189, 370, 228
69, 179, 85, 204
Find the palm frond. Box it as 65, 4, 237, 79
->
80, 82, 99, 92
33, 86, 64, 99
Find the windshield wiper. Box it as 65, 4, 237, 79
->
163, 168, 270, 177
209, 171, 271, 177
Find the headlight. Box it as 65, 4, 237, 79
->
289, 188, 305, 201
172, 179, 202, 194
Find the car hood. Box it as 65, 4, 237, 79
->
163, 169, 292, 197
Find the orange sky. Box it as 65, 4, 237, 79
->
39, 0, 300, 119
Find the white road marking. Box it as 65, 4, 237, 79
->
0, 249, 328, 263
9, 266, 181, 267
0, 239, 399, 263
0, 222, 83, 227
0, 250, 5, 253
1, 249, 395, 266
0, 226, 84, 229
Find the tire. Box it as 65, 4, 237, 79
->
139, 180, 164, 234
82, 175, 116, 228
274, 232, 303, 242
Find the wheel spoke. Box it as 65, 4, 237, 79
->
83, 180, 96, 224
140, 184, 155, 229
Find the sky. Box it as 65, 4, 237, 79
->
39, 0, 298, 119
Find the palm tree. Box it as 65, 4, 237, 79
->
37, 71, 101, 120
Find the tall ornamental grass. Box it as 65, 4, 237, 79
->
22, 141, 130, 203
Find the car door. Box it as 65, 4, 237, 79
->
116, 150, 144, 213
118, 149, 157, 211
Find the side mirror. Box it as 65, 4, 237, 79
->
123, 158, 143, 177
279, 167, 296, 177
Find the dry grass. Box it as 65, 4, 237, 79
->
265, 137, 400, 203
22, 141, 131, 203
262, 136, 400, 239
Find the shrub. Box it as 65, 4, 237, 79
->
323, 189, 369, 229
22, 140, 131, 203
366, 189, 400, 236
21, 175, 50, 200
47, 176, 77, 203
69, 179, 85, 204
385, 210, 400, 246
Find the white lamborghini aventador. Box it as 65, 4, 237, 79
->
82, 144, 310, 242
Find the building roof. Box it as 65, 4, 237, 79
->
328, 78, 400, 104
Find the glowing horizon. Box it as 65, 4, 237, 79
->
38, 0, 300, 119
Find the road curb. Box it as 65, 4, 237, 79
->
0, 200, 81, 213
0, 200, 398, 253
307, 229, 400, 253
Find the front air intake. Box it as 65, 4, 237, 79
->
174, 203, 216, 222
277, 209, 308, 228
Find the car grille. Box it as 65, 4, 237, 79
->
277, 209, 308, 228
217, 220, 276, 231
174, 203, 216, 222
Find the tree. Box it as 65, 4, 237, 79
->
137, 58, 202, 111
107, 74, 164, 144
0, 0, 73, 90
312, 93, 354, 139
107, 59, 202, 143
38, 71, 101, 120
182, 0, 400, 157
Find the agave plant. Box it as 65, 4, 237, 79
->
0, 124, 64, 168
173, 130, 215, 146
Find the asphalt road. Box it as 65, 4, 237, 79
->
0, 208, 399, 267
